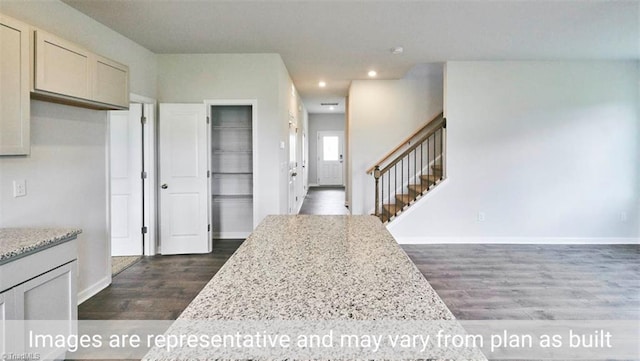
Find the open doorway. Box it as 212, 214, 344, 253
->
301, 113, 348, 215
108, 96, 156, 276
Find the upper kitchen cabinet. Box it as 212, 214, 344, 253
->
93, 55, 129, 108
0, 14, 30, 155
34, 30, 92, 100
33, 29, 129, 110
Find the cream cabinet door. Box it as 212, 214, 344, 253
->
0, 289, 15, 355
34, 30, 92, 100
94, 55, 129, 108
13, 260, 77, 360
0, 14, 30, 155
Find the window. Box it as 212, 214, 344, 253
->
323, 136, 339, 161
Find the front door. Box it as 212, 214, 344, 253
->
317, 131, 344, 186
158, 104, 210, 254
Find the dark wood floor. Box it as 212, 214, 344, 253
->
79, 240, 242, 320
402, 244, 640, 320
298, 186, 349, 215
81, 241, 639, 322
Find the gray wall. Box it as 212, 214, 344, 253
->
308, 113, 346, 185
389, 61, 640, 243
348, 64, 444, 213
157, 53, 304, 222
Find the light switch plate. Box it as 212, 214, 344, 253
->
13, 179, 26, 197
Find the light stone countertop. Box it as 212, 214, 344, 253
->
0, 228, 82, 265
180, 215, 455, 321
144, 215, 487, 360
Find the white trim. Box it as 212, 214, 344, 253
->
104, 109, 112, 290
394, 237, 640, 245
77, 275, 111, 305
130, 93, 158, 255
212, 232, 251, 239
308, 183, 319, 187
129, 93, 157, 105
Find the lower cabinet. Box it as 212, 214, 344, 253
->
0, 240, 78, 360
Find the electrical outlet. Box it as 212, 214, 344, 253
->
477, 211, 486, 222
13, 179, 26, 197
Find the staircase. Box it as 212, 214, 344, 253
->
367, 113, 446, 223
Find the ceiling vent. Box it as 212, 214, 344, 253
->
321, 102, 339, 106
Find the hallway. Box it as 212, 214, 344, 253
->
299, 187, 349, 215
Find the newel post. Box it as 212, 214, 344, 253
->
373, 166, 381, 218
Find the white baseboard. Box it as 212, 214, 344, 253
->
213, 232, 251, 239
394, 236, 640, 245
78, 275, 111, 305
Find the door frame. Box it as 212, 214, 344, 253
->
106, 94, 157, 273
316, 130, 345, 186
204, 99, 258, 232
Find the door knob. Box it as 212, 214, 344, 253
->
161, 184, 168, 189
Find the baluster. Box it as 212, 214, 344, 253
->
374, 166, 381, 218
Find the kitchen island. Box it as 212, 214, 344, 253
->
180, 215, 454, 320
144, 215, 485, 360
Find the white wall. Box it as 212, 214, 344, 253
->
389, 61, 640, 243
0, 101, 110, 301
348, 64, 444, 214
0, 1, 158, 301
308, 113, 346, 185
157, 53, 299, 224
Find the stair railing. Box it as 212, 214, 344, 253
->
368, 113, 446, 222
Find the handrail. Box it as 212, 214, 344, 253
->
365, 112, 444, 174
380, 116, 446, 174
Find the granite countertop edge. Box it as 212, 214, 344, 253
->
0, 228, 82, 265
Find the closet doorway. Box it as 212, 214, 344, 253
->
208, 101, 256, 239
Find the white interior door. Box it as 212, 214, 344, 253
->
110, 104, 143, 256
288, 123, 298, 214
317, 131, 344, 186
159, 104, 210, 254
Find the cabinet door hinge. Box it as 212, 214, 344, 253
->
207, 224, 211, 232
141, 171, 147, 179
141, 116, 147, 124
141, 226, 148, 234
207, 170, 210, 178
206, 116, 210, 124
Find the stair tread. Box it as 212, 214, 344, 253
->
395, 194, 413, 205
421, 174, 439, 182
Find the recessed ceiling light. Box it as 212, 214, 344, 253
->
391, 46, 404, 55
318, 81, 327, 88
368, 70, 377, 77
329, 106, 335, 111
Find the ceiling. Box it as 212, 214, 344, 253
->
63, 0, 639, 114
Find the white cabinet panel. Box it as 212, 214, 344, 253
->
33, 29, 129, 110
0, 14, 30, 155
0, 290, 14, 355
34, 30, 91, 100
94, 55, 129, 108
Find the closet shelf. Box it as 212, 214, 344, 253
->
211, 126, 251, 130
212, 150, 252, 154
212, 195, 253, 201
212, 172, 253, 175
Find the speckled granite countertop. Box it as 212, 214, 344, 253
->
179, 215, 455, 321
0, 228, 82, 265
